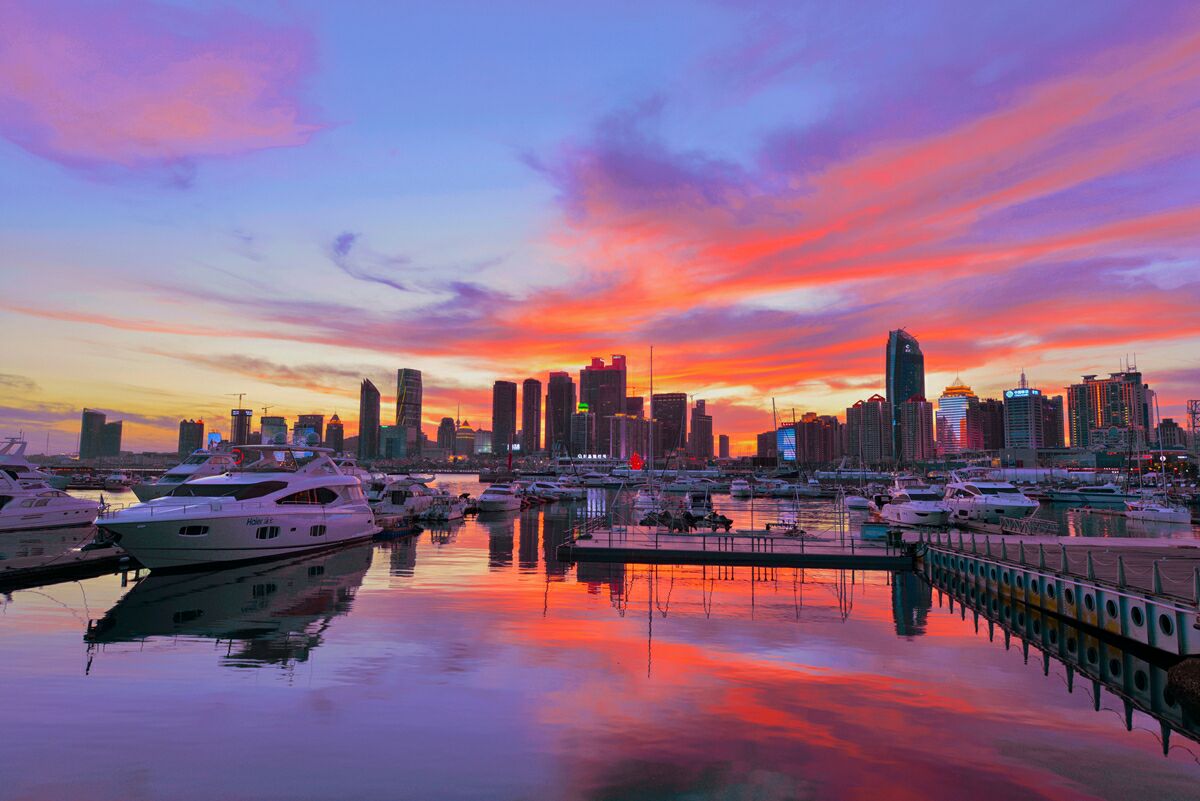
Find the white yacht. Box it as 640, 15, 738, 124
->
729, 479, 752, 498
477, 483, 523, 512
943, 469, 1039, 524
103, 472, 134, 490
880, 484, 950, 527
0, 472, 100, 532
95, 447, 378, 570
1047, 483, 1136, 504
1124, 498, 1192, 524
522, 480, 585, 501
841, 494, 871, 510
133, 450, 241, 501
367, 476, 440, 529
419, 492, 468, 521
0, 437, 69, 490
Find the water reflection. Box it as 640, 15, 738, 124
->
0, 525, 115, 589
924, 561, 1200, 753
85, 543, 372, 669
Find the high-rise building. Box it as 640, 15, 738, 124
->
396, 369, 423, 454
756, 431, 777, 460
326, 414, 345, 453
652, 393, 687, 456
793, 412, 843, 464
579, 356, 626, 456
545, 372, 576, 457
178, 419, 205, 456
625, 396, 644, 418
570, 411, 596, 456
492, 381, 518, 454
79, 409, 106, 459
1002, 373, 1045, 449
688, 400, 714, 458
521, 378, 542, 454
608, 414, 655, 460
1042, 396, 1065, 448
437, 417, 456, 451
474, 429, 493, 455
230, 408, 253, 446
1158, 418, 1185, 449
358, 379, 381, 460
380, 425, 407, 459
261, 416, 288, 446
1067, 370, 1153, 449
455, 420, 476, 456
898, 397, 935, 463
978, 398, 1006, 451
886, 330, 925, 457
101, 421, 123, 457
295, 414, 325, 446
718, 434, 730, 459
846, 395, 893, 465
936, 379, 982, 454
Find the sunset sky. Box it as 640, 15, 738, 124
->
3, 0, 1200, 454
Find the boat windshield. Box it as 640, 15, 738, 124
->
167, 480, 289, 499
181, 454, 210, 465
908, 491, 940, 500
979, 486, 1022, 495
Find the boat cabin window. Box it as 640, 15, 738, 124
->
159, 474, 188, 483
0, 495, 10, 510
277, 487, 339, 505
168, 480, 289, 500
182, 455, 209, 465
977, 486, 1020, 495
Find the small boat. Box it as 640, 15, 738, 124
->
1124, 498, 1191, 524
842, 494, 871, 510
729, 478, 752, 498
419, 493, 468, 521
103, 472, 134, 490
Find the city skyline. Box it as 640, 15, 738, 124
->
4, 2, 1200, 453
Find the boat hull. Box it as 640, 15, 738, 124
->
881, 506, 949, 527
0, 503, 99, 533
99, 508, 378, 570
132, 483, 176, 502
945, 500, 1038, 525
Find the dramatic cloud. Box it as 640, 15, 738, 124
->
0, 0, 322, 182
327, 231, 412, 293
0, 373, 39, 395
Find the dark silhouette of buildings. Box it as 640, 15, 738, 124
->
296, 414, 325, 446
652, 392, 687, 457
396, 368, 422, 454
101, 421, 122, 457
978, 398, 1006, 451
521, 378, 542, 454
545, 372, 576, 457
326, 414, 345, 453
1042, 395, 1065, 448
718, 434, 730, 459
579, 356, 626, 456
492, 381, 518, 454
436, 417, 456, 451
688, 399, 714, 458
846, 394, 893, 465
886, 329, 925, 457
230, 408, 253, 446
358, 379, 381, 460
79, 409, 106, 459
178, 419, 205, 456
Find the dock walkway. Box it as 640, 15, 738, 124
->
558, 525, 918, 569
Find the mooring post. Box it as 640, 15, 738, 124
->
1018, 541, 1025, 565
1038, 544, 1047, 570
971, 534, 977, 553
1087, 551, 1096, 581
958, 532, 964, 550
985, 536, 992, 557
1060, 544, 1068, 573
1001, 539, 1008, 560
1117, 556, 1126, 588
1153, 561, 1163, 595
1193, 567, 1200, 605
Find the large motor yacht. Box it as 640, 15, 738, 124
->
0, 472, 101, 532
133, 449, 241, 501
943, 469, 1039, 524
477, 483, 523, 512
0, 437, 69, 490
1047, 483, 1138, 505
880, 481, 950, 527
96, 447, 378, 570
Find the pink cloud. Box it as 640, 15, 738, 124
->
0, 1, 322, 181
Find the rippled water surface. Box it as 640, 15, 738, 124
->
2, 476, 1200, 801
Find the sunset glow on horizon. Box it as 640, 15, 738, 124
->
4, 0, 1200, 453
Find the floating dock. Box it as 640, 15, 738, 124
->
913, 530, 1200, 655
557, 525, 919, 570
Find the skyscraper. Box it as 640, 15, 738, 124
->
652, 392, 687, 456
396, 369, 423, 453
260, 416, 287, 446
545, 372, 576, 457
625, 396, 644, 417
886, 329, 925, 457
437, 417, 456, 451
570, 410, 596, 456
521, 378, 542, 454
846, 395, 893, 465
1042, 395, 1065, 448
326, 414, 345, 453
936, 379, 982, 454
358, 379, 381, 460
492, 380, 518, 454
1002, 373, 1044, 450
688, 399, 714, 458
295, 414, 325, 446
756, 431, 777, 460
977, 398, 1006, 451
579, 356, 626, 456
455, 420, 476, 456
178, 419, 205, 457
718, 434, 730, 459
230, 408, 253, 446
898, 397, 935, 462
101, 421, 123, 457
1067, 370, 1152, 449
79, 408, 106, 459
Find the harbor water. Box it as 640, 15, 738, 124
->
2, 476, 1200, 800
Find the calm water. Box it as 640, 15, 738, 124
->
2, 476, 1200, 801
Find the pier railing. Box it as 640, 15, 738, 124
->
575, 525, 908, 558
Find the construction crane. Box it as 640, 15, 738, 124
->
225, 392, 248, 408
261, 405, 274, 417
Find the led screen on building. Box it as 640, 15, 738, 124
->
776, 427, 796, 461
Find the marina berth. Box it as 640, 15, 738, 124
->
96, 446, 378, 570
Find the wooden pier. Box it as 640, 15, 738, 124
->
913, 530, 1200, 655
557, 525, 919, 570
